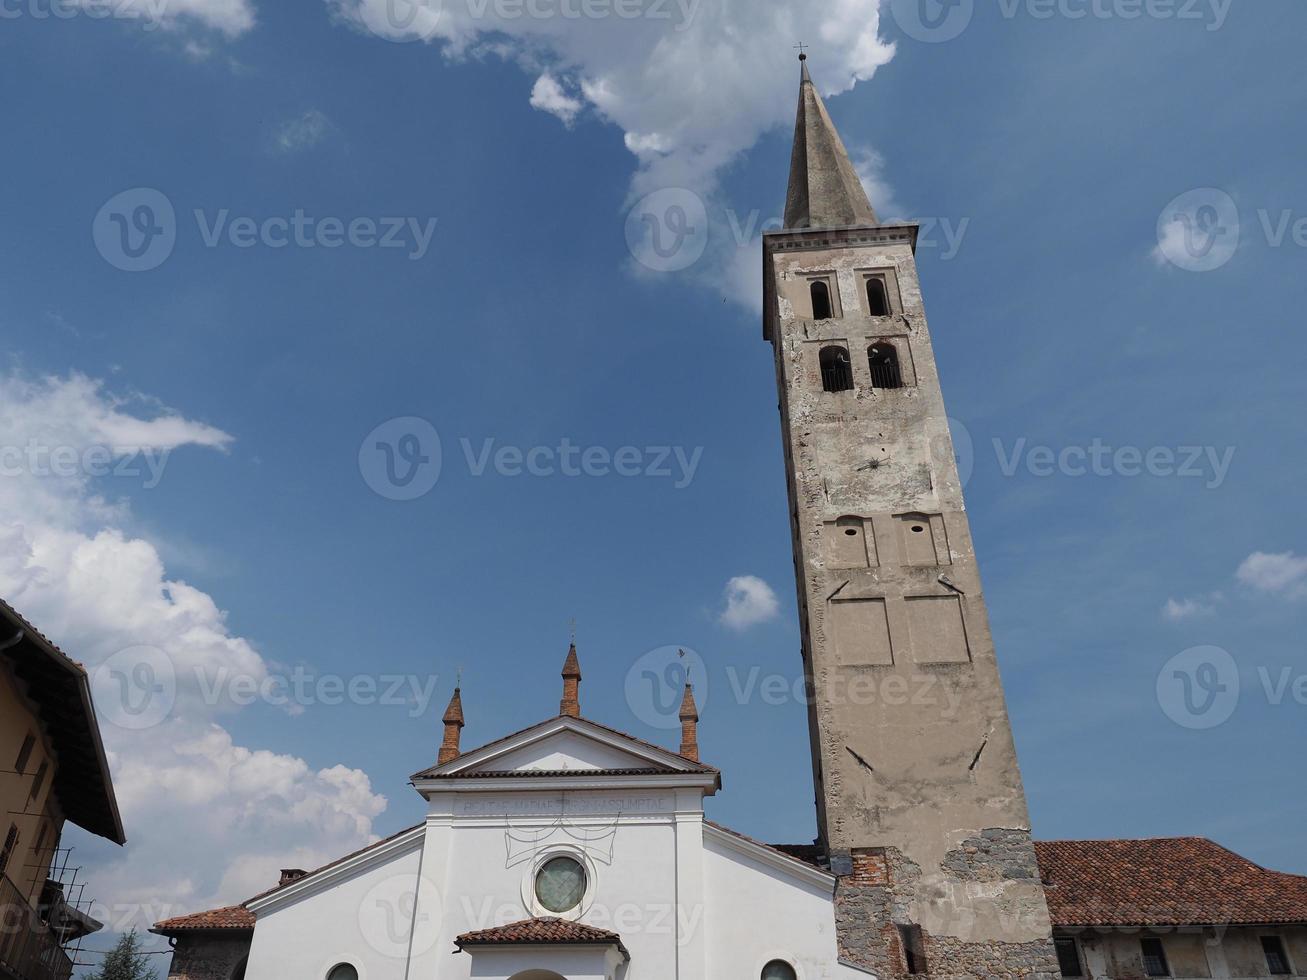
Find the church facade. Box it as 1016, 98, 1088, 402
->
153, 58, 1307, 980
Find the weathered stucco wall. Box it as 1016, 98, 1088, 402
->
764, 224, 1058, 980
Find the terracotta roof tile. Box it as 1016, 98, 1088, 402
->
455, 917, 628, 959
1036, 838, 1307, 927
152, 906, 254, 933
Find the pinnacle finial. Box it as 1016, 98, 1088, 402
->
438, 685, 465, 765
560, 641, 582, 717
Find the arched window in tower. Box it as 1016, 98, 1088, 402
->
810, 279, 833, 320
866, 277, 891, 317
868, 342, 904, 389
820, 345, 853, 393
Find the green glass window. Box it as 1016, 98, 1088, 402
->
535, 856, 586, 913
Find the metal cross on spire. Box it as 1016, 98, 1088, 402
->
794, 41, 808, 60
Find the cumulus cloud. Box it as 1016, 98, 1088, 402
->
324, 0, 897, 307
73, 0, 255, 38
719, 575, 781, 631
530, 74, 584, 126
1237, 551, 1307, 599
1162, 593, 1222, 621
272, 110, 333, 153
0, 372, 385, 932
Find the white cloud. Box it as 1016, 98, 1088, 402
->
1162, 593, 1221, 621
719, 575, 781, 631
273, 110, 333, 153
1237, 551, 1307, 599
74, 0, 256, 38
0, 372, 386, 932
324, 0, 897, 307
530, 74, 584, 126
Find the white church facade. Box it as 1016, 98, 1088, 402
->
156, 662, 868, 980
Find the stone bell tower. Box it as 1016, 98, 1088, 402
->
763, 55, 1059, 980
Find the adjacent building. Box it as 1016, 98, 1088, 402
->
0, 599, 126, 980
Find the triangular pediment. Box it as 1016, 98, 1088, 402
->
412, 715, 715, 781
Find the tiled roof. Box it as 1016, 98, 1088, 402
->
455, 917, 629, 959
152, 906, 255, 933
423, 767, 677, 780
1036, 838, 1307, 927
412, 713, 719, 780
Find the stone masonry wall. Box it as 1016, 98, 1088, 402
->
835, 834, 1061, 980
165, 934, 251, 980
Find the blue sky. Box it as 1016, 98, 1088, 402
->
2, 0, 1305, 960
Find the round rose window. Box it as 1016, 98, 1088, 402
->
535, 856, 587, 913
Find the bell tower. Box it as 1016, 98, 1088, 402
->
763, 55, 1059, 980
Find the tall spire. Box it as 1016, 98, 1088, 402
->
437, 686, 465, 766
560, 642, 582, 718
783, 54, 879, 230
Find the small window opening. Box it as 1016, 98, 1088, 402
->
1140, 937, 1170, 977
868, 343, 904, 390
326, 964, 358, 980
761, 961, 797, 980
820, 346, 853, 393
844, 528, 858, 536
898, 924, 928, 975
29, 761, 49, 802
0, 824, 18, 876
810, 280, 833, 320
1055, 938, 1084, 978
867, 277, 891, 317
1263, 937, 1291, 976
911, 525, 925, 533
14, 734, 36, 774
